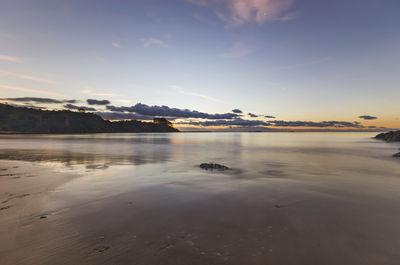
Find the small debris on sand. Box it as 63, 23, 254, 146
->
91, 246, 110, 253
200, 163, 230, 171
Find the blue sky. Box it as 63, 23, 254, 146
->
0, 0, 399, 130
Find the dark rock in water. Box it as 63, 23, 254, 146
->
200, 163, 230, 171
393, 152, 400, 158
375, 130, 400, 142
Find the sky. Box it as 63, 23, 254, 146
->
0, 0, 399, 131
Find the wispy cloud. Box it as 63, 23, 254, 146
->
274, 57, 330, 71
169, 85, 220, 102
279, 11, 299, 21
0, 32, 18, 40
187, 0, 296, 26
0, 55, 22, 63
0, 97, 78, 104
117, 99, 131, 104
80, 89, 116, 97
140, 38, 165, 48
0, 84, 64, 96
112, 41, 120, 48
0, 70, 55, 84
222, 40, 257, 58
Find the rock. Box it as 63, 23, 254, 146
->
393, 152, 400, 157
200, 163, 230, 171
375, 130, 400, 142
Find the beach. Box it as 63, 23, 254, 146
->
1, 132, 400, 265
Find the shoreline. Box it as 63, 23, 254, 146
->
0, 130, 390, 135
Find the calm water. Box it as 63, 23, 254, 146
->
1, 132, 400, 265
1, 132, 400, 208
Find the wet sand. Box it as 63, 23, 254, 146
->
1, 161, 400, 265
0, 161, 76, 265
1, 133, 400, 265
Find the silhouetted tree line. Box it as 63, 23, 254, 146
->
0, 104, 179, 133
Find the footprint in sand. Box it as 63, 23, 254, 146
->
0, 205, 11, 211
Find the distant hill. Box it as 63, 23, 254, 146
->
0, 104, 179, 133
375, 130, 400, 142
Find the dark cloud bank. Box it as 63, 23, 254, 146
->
95, 112, 154, 121
0, 97, 379, 130
178, 119, 363, 128
87, 99, 110, 105
2, 97, 77, 104
64, 104, 96, 111
248, 113, 259, 118
106, 103, 239, 119
359, 115, 377, 120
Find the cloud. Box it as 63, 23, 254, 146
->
358, 115, 377, 120
64, 104, 96, 111
87, 99, 111, 105
1, 97, 77, 104
265, 115, 276, 118
80, 89, 116, 97
95, 112, 154, 121
169, 85, 220, 102
112, 41, 120, 48
0, 32, 18, 40
178, 118, 271, 127
0, 84, 65, 96
232, 109, 242, 113
279, 11, 299, 21
0, 55, 22, 63
187, 0, 295, 25
222, 40, 256, 58
106, 103, 239, 119
271, 120, 363, 128
274, 57, 330, 71
140, 38, 165, 48
178, 118, 364, 128
0, 70, 55, 84
248, 112, 259, 118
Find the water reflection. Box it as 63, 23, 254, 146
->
0, 148, 172, 169
0, 132, 398, 175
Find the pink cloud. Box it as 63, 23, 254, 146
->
188, 0, 296, 25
